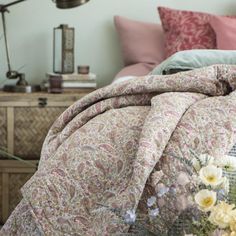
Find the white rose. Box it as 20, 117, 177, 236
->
199, 165, 223, 187
194, 189, 216, 212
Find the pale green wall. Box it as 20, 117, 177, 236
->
0, 0, 236, 88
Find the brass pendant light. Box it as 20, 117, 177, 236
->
55, 0, 90, 9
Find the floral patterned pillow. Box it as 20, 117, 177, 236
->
158, 7, 217, 58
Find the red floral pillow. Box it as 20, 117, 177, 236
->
158, 7, 216, 58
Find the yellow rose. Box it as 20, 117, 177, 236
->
222, 233, 236, 236
230, 219, 236, 232
209, 202, 236, 229
222, 233, 230, 236
194, 189, 216, 212
199, 165, 223, 187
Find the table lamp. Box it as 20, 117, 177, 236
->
0, 0, 89, 93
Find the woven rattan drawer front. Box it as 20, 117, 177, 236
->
8, 173, 33, 213
0, 160, 38, 224
0, 173, 2, 223
14, 107, 66, 159
0, 108, 7, 151
0, 92, 87, 160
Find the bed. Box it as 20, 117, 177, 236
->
2, 6, 236, 236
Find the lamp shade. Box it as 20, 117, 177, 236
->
55, 0, 89, 9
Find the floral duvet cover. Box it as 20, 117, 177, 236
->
1, 65, 236, 236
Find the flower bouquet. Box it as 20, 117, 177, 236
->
121, 154, 236, 236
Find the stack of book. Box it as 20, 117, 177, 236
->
44, 73, 97, 92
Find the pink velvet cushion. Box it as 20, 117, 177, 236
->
114, 63, 154, 79
114, 15, 165, 66
210, 16, 236, 50
158, 7, 216, 58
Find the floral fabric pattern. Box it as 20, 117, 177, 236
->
1, 65, 236, 235
158, 7, 216, 58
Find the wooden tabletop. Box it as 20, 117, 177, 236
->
0, 89, 95, 97
0, 89, 95, 107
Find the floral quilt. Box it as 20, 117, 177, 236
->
1, 65, 236, 236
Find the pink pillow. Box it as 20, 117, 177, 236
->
158, 7, 216, 58
210, 16, 236, 50
114, 63, 154, 79
114, 15, 165, 66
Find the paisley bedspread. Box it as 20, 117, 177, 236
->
1, 65, 236, 235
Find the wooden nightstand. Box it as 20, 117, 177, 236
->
0, 89, 94, 224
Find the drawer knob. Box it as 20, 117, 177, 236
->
38, 97, 48, 107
